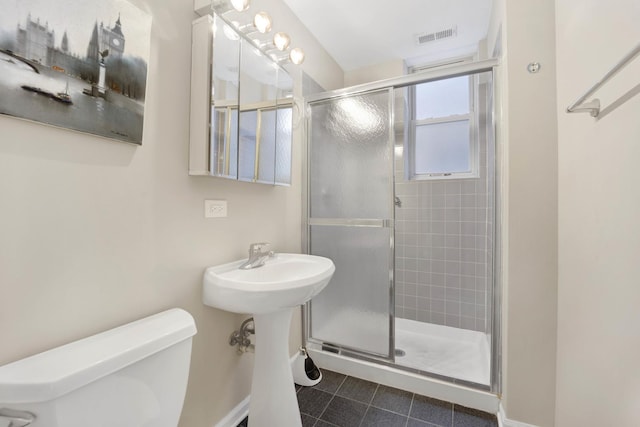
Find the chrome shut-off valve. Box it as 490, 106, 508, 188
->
229, 317, 255, 354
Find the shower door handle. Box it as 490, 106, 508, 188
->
309, 218, 393, 228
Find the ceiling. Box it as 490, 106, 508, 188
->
282, 0, 494, 71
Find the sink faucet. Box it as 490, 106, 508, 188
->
239, 242, 275, 270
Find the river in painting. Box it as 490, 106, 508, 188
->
0, 51, 143, 144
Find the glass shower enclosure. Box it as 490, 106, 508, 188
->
303, 59, 500, 392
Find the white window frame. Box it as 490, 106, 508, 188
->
408, 71, 479, 181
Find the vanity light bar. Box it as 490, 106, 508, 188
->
212, 0, 305, 65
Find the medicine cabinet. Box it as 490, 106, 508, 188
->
190, 14, 293, 185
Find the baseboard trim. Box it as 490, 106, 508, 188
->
214, 395, 249, 427
498, 404, 539, 427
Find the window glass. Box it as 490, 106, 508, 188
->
415, 76, 469, 119
257, 110, 277, 184
228, 109, 238, 177
238, 110, 257, 181
411, 74, 474, 178
415, 120, 470, 174
275, 107, 292, 185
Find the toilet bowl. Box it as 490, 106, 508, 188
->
0, 308, 197, 427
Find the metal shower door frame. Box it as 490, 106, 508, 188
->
301, 59, 501, 390
304, 86, 396, 361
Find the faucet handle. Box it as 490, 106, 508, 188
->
249, 242, 271, 254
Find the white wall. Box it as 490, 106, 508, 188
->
555, 1, 640, 426
490, 1, 559, 425
344, 59, 405, 86
248, 0, 343, 92
0, 0, 342, 426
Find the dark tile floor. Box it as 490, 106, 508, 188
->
237, 370, 497, 427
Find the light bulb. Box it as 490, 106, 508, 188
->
289, 47, 305, 65
230, 0, 250, 12
273, 32, 291, 51
253, 12, 272, 33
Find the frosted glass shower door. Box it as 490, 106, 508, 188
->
307, 89, 394, 359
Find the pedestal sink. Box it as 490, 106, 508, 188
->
203, 253, 335, 427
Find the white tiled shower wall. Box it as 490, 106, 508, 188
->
394, 83, 494, 333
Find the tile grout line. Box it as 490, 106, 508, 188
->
406, 392, 416, 427
313, 373, 348, 426
357, 383, 380, 427
314, 393, 335, 426
450, 402, 455, 427
335, 374, 348, 393
452, 404, 460, 423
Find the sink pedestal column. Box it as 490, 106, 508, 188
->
248, 308, 301, 427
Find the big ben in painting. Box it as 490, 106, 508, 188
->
87, 14, 125, 62
101, 14, 125, 58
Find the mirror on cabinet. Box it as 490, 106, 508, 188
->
189, 14, 293, 186
210, 14, 240, 179
275, 69, 293, 185
238, 38, 279, 183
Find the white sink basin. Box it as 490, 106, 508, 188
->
202, 252, 335, 427
203, 253, 335, 315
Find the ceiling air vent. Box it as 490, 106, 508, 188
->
415, 26, 458, 45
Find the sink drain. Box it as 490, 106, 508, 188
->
394, 348, 406, 357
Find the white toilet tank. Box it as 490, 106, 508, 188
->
0, 308, 197, 427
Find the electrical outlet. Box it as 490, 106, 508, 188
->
204, 200, 227, 218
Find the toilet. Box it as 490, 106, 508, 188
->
0, 308, 197, 427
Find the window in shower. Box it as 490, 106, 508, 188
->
409, 75, 478, 180
394, 69, 495, 387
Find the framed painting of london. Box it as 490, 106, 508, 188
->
0, 0, 151, 145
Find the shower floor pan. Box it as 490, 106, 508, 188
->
311, 314, 490, 386
395, 317, 490, 385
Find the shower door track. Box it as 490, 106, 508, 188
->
306, 340, 491, 391
304, 58, 498, 103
